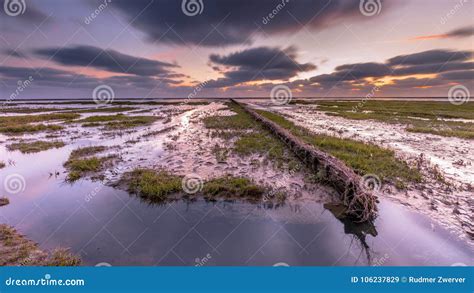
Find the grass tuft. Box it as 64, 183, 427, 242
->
256, 110, 422, 186
7, 140, 65, 154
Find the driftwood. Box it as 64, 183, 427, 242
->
232, 100, 378, 222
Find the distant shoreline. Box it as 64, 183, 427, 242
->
0, 97, 457, 102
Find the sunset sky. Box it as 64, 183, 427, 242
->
1, 0, 473, 99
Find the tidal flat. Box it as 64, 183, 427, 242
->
0, 99, 472, 266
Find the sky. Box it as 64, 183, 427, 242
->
0, 0, 473, 100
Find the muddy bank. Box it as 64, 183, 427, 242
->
0, 224, 80, 266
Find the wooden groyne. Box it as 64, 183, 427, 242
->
231, 100, 377, 222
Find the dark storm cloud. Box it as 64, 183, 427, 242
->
387, 49, 472, 66
0, 66, 176, 91
440, 70, 474, 81
445, 26, 474, 38
33, 45, 179, 77
111, 0, 385, 47
306, 49, 474, 89
412, 26, 474, 40
206, 46, 316, 87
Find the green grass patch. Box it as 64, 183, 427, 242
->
202, 176, 266, 201
0, 113, 78, 135
75, 114, 159, 129
69, 146, 106, 158
299, 101, 474, 139
203, 103, 255, 130
125, 169, 182, 202
64, 146, 111, 181
72, 107, 137, 113
256, 110, 422, 186
121, 169, 277, 204
7, 140, 65, 154
204, 103, 301, 171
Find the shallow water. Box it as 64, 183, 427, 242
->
0, 159, 471, 266
0, 103, 472, 266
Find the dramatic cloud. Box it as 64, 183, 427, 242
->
411, 26, 474, 40
306, 49, 474, 90
111, 0, 381, 47
206, 46, 316, 87
33, 45, 179, 77
387, 49, 472, 66
0, 65, 177, 91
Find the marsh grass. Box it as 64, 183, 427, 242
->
0, 224, 80, 266
125, 169, 182, 202
297, 101, 474, 139
256, 110, 422, 186
204, 103, 300, 170
72, 107, 137, 113
0, 113, 78, 135
7, 140, 65, 154
64, 146, 113, 181
122, 169, 274, 204
202, 176, 266, 201
75, 114, 159, 129
0, 107, 80, 113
